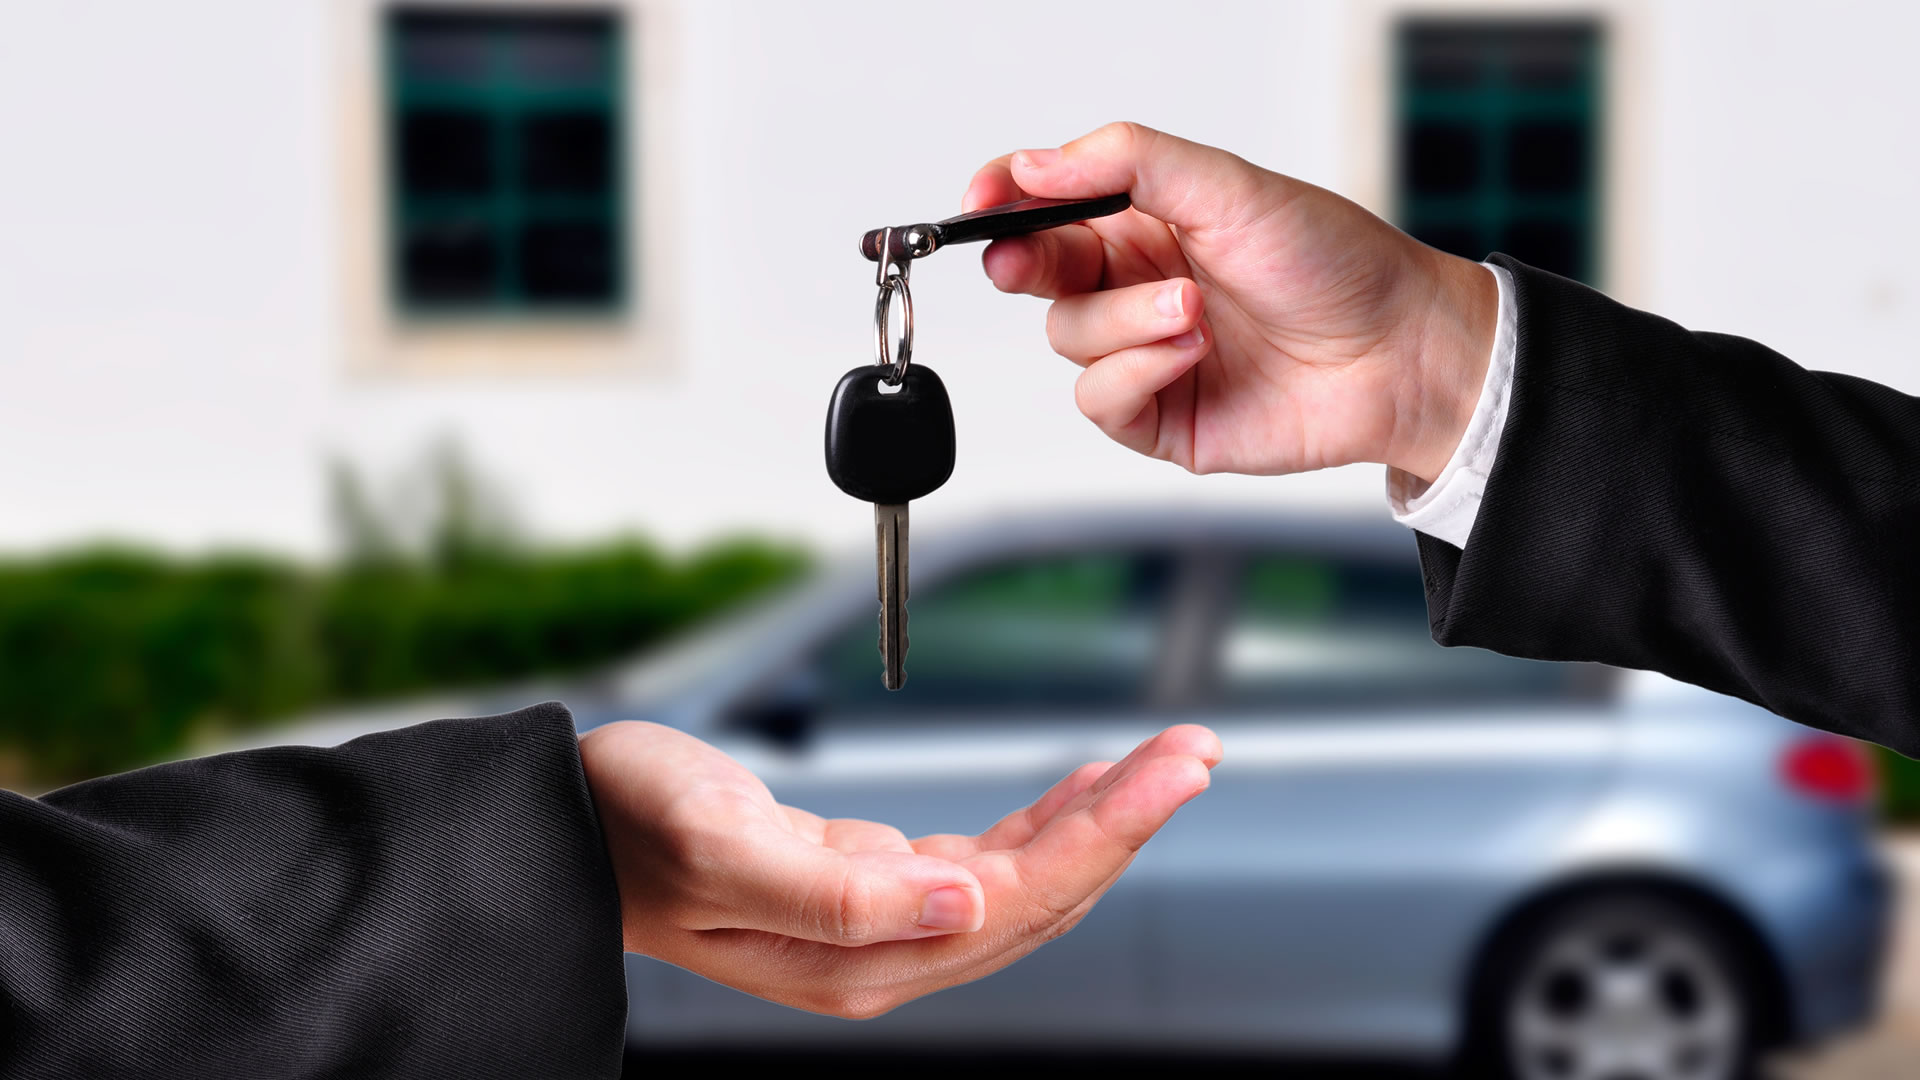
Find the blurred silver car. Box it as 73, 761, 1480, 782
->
255, 510, 1890, 1079
570, 511, 1887, 1080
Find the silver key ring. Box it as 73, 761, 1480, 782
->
873, 271, 913, 385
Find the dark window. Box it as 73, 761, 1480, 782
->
386, 8, 626, 313
1506, 121, 1586, 193
520, 220, 616, 300
401, 221, 499, 302
1404, 122, 1481, 194
1208, 552, 1581, 709
1500, 220, 1582, 280
1395, 18, 1603, 283
813, 551, 1175, 718
521, 111, 613, 193
400, 110, 493, 194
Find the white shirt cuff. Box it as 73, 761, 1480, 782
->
1385, 261, 1517, 549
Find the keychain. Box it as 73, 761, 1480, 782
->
824, 194, 1132, 689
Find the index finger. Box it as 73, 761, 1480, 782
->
963, 153, 1108, 300
1007, 748, 1213, 922
972, 725, 1220, 852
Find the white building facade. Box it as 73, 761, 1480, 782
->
2, 0, 1915, 557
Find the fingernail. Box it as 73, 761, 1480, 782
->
1014, 148, 1061, 170
1155, 281, 1185, 319
1171, 326, 1205, 348
919, 886, 981, 932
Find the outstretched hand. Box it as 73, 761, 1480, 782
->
966, 121, 1497, 485
578, 720, 1219, 1018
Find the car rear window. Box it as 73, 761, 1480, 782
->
1211, 552, 1592, 710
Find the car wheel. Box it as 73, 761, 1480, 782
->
1464, 890, 1761, 1080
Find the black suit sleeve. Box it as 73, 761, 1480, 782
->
0, 701, 627, 1080
1418, 255, 1920, 759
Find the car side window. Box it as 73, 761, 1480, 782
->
813, 551, 1174, 719
1212, 552, 1576, 709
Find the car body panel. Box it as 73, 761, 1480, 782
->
1128, 710, 1619, 1052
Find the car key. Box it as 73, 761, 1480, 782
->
829, 195, 1129, 690
824, 362, 955, 690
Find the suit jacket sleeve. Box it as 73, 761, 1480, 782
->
1418, 254, 1920, 759
0, 701, 628, 1080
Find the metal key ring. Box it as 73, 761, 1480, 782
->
873, 272, 913, 384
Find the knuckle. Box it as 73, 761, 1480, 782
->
1015, 893, 1084, 945
795, 978, 901, 1021
1043, 302, 1071, 353
830, 868, 880, 945
1039, 883, 1084, 925
1116, 120, 1163, 163
1072, 371, 1104, 424
1044, 907, 1090, 944
830, 989, 900, 1022
1018, 875, 1087, 936
1097, 120, 1145, 149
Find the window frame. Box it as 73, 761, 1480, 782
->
1393, 15, 1605, 285
1341, 0, 1648, 307
1188, 544, 1619, 715
726, 543, 1209, 734
382, 5, 629, 317
334, 0, 682, 378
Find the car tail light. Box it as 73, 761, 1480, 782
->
1780, 735, 1877, 804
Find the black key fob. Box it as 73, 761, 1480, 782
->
824, 364, 956, 505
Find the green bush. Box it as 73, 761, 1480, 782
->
1880, 747, 1920, 825
0, 538, 807, 785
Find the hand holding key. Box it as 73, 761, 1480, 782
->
579, 719, 1220, 1018
967, 122, 1500, 486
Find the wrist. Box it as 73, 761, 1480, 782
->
577, 726, 641, 956
1384, 249, 1498, 485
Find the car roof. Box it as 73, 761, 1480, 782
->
911, 505, 1416, 570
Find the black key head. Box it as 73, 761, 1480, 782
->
825, 364, 956, 504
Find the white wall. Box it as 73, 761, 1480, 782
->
1, 0, 1916, 558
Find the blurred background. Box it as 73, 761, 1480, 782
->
2, 2, 1917, 1077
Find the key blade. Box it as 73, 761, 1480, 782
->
875, 503, 909, 691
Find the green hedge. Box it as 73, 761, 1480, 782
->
0, 539, 807, 784
7, 534, 1919, 825
1881, 748, 1920, 824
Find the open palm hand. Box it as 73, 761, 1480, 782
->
579, 719, 1219, 1018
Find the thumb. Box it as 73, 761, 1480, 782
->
717, 834, 986, 946
1010, 121, 1285, 234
